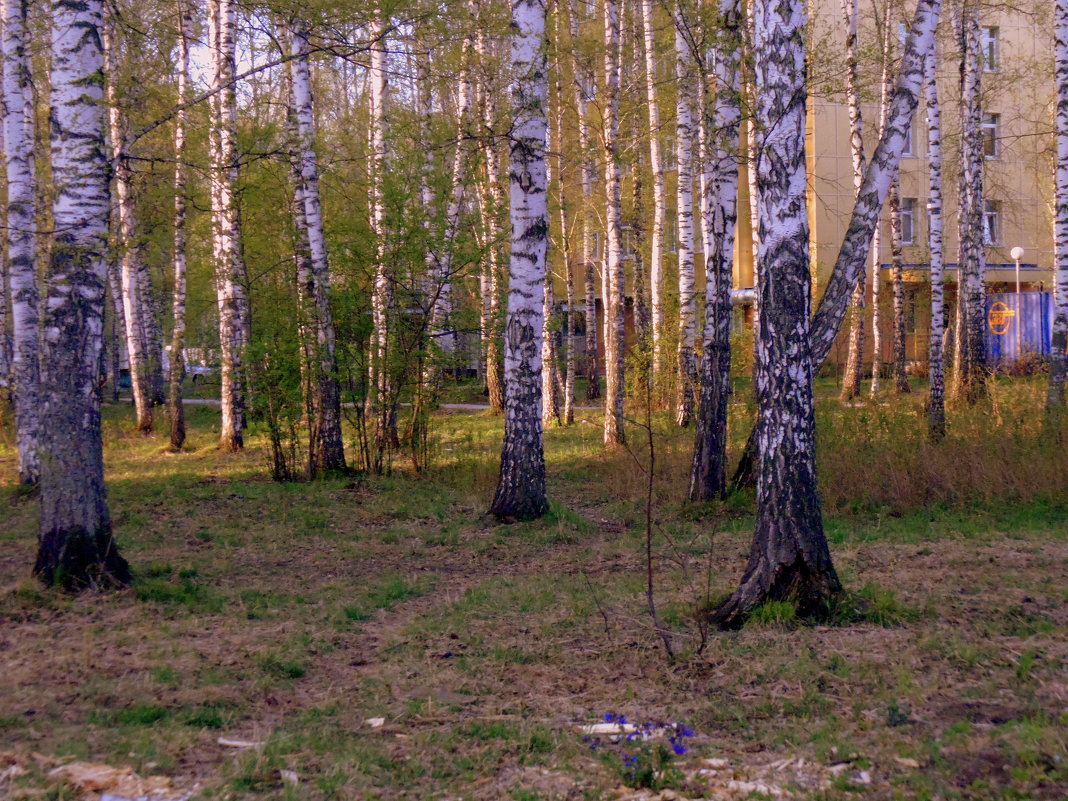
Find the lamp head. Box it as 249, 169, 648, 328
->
1010, 246, 1025, 261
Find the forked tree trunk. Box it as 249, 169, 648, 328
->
689, 0, 741, 502
490, 0, 549, 521
638, 0, 665, 379
168, 0, 192, 450
710, 0, 840, 630
733, 0, 942, 487
838, 0, 866, 403
674, 25, 697, 428
603, 0, 625, 447
951, 5, 986, 403
104, 18, 153, 433
36, 0, 130, 588
1050, 0, 1068, 410
3, 0, 40, 484
208, 0, 249, 451
925, 42, 946, 439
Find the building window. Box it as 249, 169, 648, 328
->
665, 217, 678, 253
981, 26, 999, 72
982, 113, 1000, 158
901, 197, 916, 245
983, 200, 1001, 245
903, 122, 914, 156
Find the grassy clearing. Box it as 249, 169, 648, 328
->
1, 381, 1066, 800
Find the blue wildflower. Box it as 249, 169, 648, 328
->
672, 742, 687, 756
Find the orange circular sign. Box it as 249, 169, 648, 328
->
988, 301, 1015, 335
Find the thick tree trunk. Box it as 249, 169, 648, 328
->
3, 0, 40, 484
638, 0, 665, 379
603, 0, 625, 447
36, 0, 130, 588
168, 0, 192, 450
291, 24, 345, 473
674, 26, 697, 428
838, 0, 866, 403
104, 19, 153, 433
1050, 0, 1068, 410
926, 42, 946, 439
951, 5, 986, 403
690, 0, 741, 502
711, 0, 840, 630
490, 0, 548, 521
208, 0, 249, 451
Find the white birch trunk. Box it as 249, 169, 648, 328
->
570, 0, 600, 401
208, 0, 249, 450
1050, 0, 1068, 409
104, 18, 153, 432
3, 0, 39, 484
674, 25, 696, 428
690, 0, 741, 501
603, 0, 625, 446
552, 19, 576, 425
168, 0, 192, 450
36, 0, 129, 587
838, 0, 866, 402
291, 23, 345, 472
869, 9, 893, 398
490, 0, 548, 520
926, 42, 946, 437
951, 4, 986, 403
638, 0, 665, 378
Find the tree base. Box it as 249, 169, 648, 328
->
709, 558, 842, 631
489, 495, 548, 523
34, 526, 131, 590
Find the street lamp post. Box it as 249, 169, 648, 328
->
1011, 246, 1025, 298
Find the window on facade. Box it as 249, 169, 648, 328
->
665, 217, 678, 253
591, 231, 601, 259
983, 200, 1001, 245
981, 26, 999, 72
903, 123, 914, 156
982, 113, 1000, 158
901, 198, 916, 245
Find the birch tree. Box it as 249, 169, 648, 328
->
951, 4, 986, 403
1051, 0, 1068, 411
720, 0, 942, 611
291, 22, 346, 473
208, 0, 250, 450
168, 0, 192, 450
838, 0, 866, 402
674, 23, 697, 428
3, 0, 39, 484
926, 41, 946, 438
710, 0, 840, 629
603, 0, 625, 447
104, 18, 154, 433
35, 0, 130, 588
689, 0, 741, 501
552, 11, 577, 424
638, 0, 665, 377
869, 9, 894, 398
490, 0, 549, 521
476, 16, 506, 414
